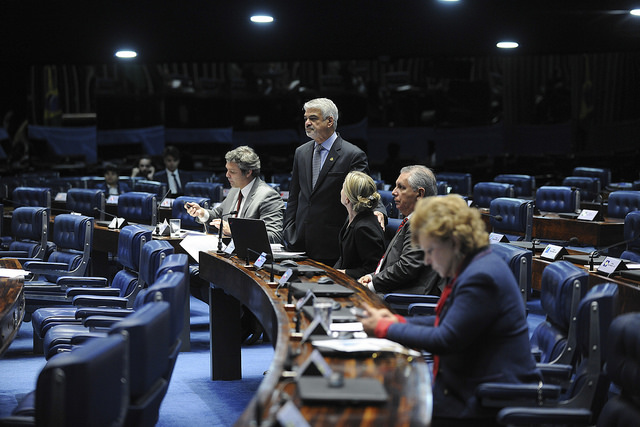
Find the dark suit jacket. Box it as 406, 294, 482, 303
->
372, 217, 443, 295
96, 182, 131, 197
203, 178, 284, 244
334, 211, 385, 279
284, 134, 383, 263
386, 247, 540, 420
153, 169, 193, 196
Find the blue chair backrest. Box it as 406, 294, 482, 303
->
379, 190, 398, 218
12, 186, 51, 208
35, 333, 128, 427
494, 174, 536, 198
489, 197, 534, 240
138, 240, 174, 288
576, 283, 618, 360
535, 186, 580, 213
621, 210, 640, 262
117, 192, 157, 225
437, 172, 472, 196
607, 191, 640, 219
47, 214, 93, 276
134, 180, 167, 198
562, 176, 601, 202
155, 253, 189, 280
117, 225, 152, 271
573, 166, 611, 188
436, 180, 449, 195
489, 242, 531, 304
184, 181, 224, 203
172, 196, 209, 230
66, 188, 106, 219
541, 261, 589, 331
8, 207, 50, 259
473, 182, 515, 208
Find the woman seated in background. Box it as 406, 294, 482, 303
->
360, 195, 540, 426
334, 171, 385, 279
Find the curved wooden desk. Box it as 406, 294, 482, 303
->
0, 259, 25, 357
199, 252, 432, 426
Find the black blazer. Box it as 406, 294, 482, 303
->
153, 169, 193, 196
334, 211, 385, 280
284, 134, 382, 263
372, 217, 444, 295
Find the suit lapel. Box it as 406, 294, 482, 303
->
241, 179, 261, 217
312, 135, 342, 193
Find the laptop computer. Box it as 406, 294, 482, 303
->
228, 217, 306, 262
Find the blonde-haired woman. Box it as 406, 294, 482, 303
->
334, 171, 385, 279
360, 195, 540, 425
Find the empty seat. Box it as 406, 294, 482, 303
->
172, 196, 209, 230
437, 172, 472, 196
562, 176, 601, 203
134, 180, 167, 198
535, 185, 580, 213
473, 182, 515, 208
573, 166, 611, 189
117, 192, 158, 226
184, 181, 224, 203
620, 210, 640, 262
607, 190, 640, 219
494, 174, 536, 198
489, 197, 534, 242
66, 188, 106, 219
12, 186, 51, 208
0, 207, 51, 260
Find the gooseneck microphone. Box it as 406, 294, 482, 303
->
216, 210, 238, 254
94, 207, 127, 229
480, 211, 503, 222
588, 234, 637, 271
156, 188, 172, 208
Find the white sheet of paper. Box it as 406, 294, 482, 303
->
179, 234, 221, 263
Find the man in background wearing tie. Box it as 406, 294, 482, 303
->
153, 145, 192, 196
358, 165, 444, 296
284, 97, 386, 266
184, 145, 284, 244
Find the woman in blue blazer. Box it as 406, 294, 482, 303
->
361, 195, 540, 425
334, 171, 385, 279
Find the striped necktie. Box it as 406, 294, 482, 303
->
312, 144, 323, 188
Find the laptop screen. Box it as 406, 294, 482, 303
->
228, 217, 272, 262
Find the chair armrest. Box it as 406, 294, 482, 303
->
66, 287, 120, 298
537, 363, 573, 381
23, 261, 69, 270
69, 332, 107, 345
0, 251, 29, 258
82, 316, 122, 328
498, 407, 592, 425
476, 382, 561, 408
57, 276, 108, 289
384, 293, 440, 305
531, 348, 542, 362
72, 295, 128, 308
407, 302, 437, 316
23, 284, 64, 294
75, 307, 134, 320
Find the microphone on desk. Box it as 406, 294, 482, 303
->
157, 188, 172, 208
216, 211, 237, 254
481, 212, 503, 222
93, 207, 128, 229
588, 234, 637, 271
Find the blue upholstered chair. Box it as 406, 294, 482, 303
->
436, 180, 449, 195
0, 207, 52, 260
271, 173, 292, 192
607, 190, 640, 219
535, 185, 580, 214
597, 312, 640, 426
562, 176, 601, 203
134, 180, 167, 198
379, 190, 399, 219
620, 210, 640, 262
473, 182, 515, 208
184, 181, 224, 203
494, 174, 536, 198
489, 242, 532, 305
117, 191, 157, 226
529, 261, 589, 365
12, 186, 51, 208
489, 197, 534, 242
171, 196, 210, 230
66, 188, 106, 220
573, 166, 611, 189
437, 172, 472, 196
1, 333, 129, 427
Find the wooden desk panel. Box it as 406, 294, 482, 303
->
198, 252, 431, 427
0, 259, 25, 357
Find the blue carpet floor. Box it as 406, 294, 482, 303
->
0, 297, 274, 426
1, 296, 545, 425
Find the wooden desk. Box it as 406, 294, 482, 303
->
198, 252, 432, 426
532, 255, 640, 315
0, 259, 25, 357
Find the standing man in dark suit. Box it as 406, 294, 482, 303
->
284, 98, 385, 266
358, 165, 444, 295
153, 145, 192, 197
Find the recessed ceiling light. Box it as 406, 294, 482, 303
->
496, 41, 519, 49
630, 9, 640, 16
250, 15, 274, 23
115, 50, 137, 59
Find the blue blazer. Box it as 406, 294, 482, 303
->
386, 247, 540, 420
334, 211, 385, 279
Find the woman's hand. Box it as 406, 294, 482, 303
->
358, 303, 397, 334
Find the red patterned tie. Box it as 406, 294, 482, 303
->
235, 192, 243, 217
397, 217, 408, 231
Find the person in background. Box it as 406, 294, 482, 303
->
334, 171, 385, 280
284, 97, 386, 266
153, 145, 192, 196
131, 155, 155, 181
98, 163, 131, 196
359, 195, 540, 425
358, 165, 443, 296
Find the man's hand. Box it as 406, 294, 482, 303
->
184, 202, 205, 220
374, 211, 386, 231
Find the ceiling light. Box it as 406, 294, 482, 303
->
115, 50, 137, 59
250, 15, 274, 23
496, 41, 519, 49
630, 9, 640, 16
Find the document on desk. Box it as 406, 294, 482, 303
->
312, 337, 422, 357
179, 233, 222, 263
0, 268, 28, 278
